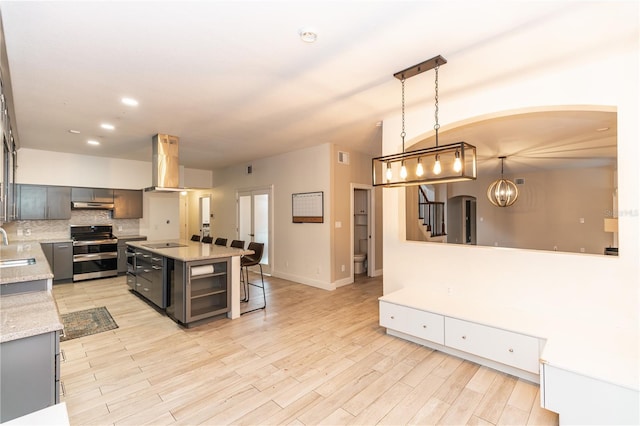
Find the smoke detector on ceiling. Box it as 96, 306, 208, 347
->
299, 27, 318, 43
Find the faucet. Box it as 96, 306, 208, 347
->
0, 227, 8, 245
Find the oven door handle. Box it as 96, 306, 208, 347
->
73, 239, 118, 246
73, 253, 118, 261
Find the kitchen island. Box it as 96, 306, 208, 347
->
126, 240, 253, 324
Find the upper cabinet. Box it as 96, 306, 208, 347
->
113, 189, 143, 219
71, 187, 113, 203
17, 184, 71, 220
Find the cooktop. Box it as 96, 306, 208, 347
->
142, 242, 188, 249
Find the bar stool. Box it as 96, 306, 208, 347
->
241, 242, 266, 314
230, 240, 245, 249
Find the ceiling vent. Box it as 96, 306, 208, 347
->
515, 178, 525, 185
338, 151, 349, 165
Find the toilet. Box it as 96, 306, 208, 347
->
353, 239, 368, 275
354, 252, 367, 274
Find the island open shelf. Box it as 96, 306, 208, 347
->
126, 240, 252, 325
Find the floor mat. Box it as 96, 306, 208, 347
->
60, 306, 118, 341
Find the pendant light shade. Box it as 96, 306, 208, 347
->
487, 157, 518, 207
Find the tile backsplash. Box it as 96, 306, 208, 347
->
1, 210, 140, 241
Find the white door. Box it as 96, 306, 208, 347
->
237, 188, 272, 274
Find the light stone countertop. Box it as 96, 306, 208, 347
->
379, 286, 639, 393
0, 290, 63, 343
0, 242, 54, 285
126, 239, 253, 262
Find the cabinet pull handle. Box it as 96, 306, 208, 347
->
462, 335, 467, 340
60, 349, 66, 362
509, 348, 514, 353
60, 381, 66, 397
390, 316, 394, 320
422, 325, 427, 328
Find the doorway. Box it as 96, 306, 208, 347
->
237, 187, 272, 274
351, 184, 374, 280
447, 195, 477, 245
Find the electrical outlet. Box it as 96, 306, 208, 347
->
25, 229, 31, 236
118, 225, 123, 231
341, 264, 345, 272
17, 229, 23, 236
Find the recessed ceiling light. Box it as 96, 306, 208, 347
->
121, 97, 138, 106
299, 28, 318, 43
596, 127, 610, 132
100, 123, 115, 130
68, 129, 81, 134
87, 140, 100, 146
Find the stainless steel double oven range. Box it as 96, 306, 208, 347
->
70, 225, 118, 281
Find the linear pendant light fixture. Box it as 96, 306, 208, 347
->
372, 55, 477, 187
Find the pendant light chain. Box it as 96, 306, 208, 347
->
400, 77, 406, 153
434, 63, 440, 148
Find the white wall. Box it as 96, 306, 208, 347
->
444, 166, 615, 254
16, 147, 213, 189
15, 147, 213, 239
211, 143, 333, 289
381, 24, 638, 338
16, 148, 151, 188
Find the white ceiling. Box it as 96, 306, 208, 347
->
0, 1, 633, 172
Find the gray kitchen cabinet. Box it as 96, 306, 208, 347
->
113, 189, 143, 219
47, 186, 72, 219
17, 184, 46, 219
71, 187, 113, 203
40, 241, 73, 282
41, 242, 53, 266
17, 184, 71, 220
53, 242, 73, 281
167, 258, 230, 325
0, 331, 60, 423
117, 236, 146, 274
133, 247, 166, 308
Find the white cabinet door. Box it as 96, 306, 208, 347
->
379, 301, 444, 344
445, 317, 540, 373
542, 363, 639, 425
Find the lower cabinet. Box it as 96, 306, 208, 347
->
117, 236, 147, 274
379, 301, 444, 344
167, 258, 230, 325
133, 248, 166, 308
40, 242, 73, 282
0, 331, 60, 423
541, 363, 639, 425
445, 317, 540, 374
379, 300, 542, 381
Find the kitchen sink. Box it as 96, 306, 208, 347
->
0, 257, 36, 268
142, 243, 187, 249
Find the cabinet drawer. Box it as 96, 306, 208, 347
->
445, 317, 540, 373
379, 301, 444, 344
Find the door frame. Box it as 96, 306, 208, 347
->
350, 183, 375, 281
236, 185, 274, 275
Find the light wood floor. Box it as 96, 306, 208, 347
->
52, 274, 559, 426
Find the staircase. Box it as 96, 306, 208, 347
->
418, 185, 446, 239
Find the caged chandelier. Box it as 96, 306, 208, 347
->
372, 55, 477, 187
487, 156, 519, 207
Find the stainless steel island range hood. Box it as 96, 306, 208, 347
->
144, 134, 186, 192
